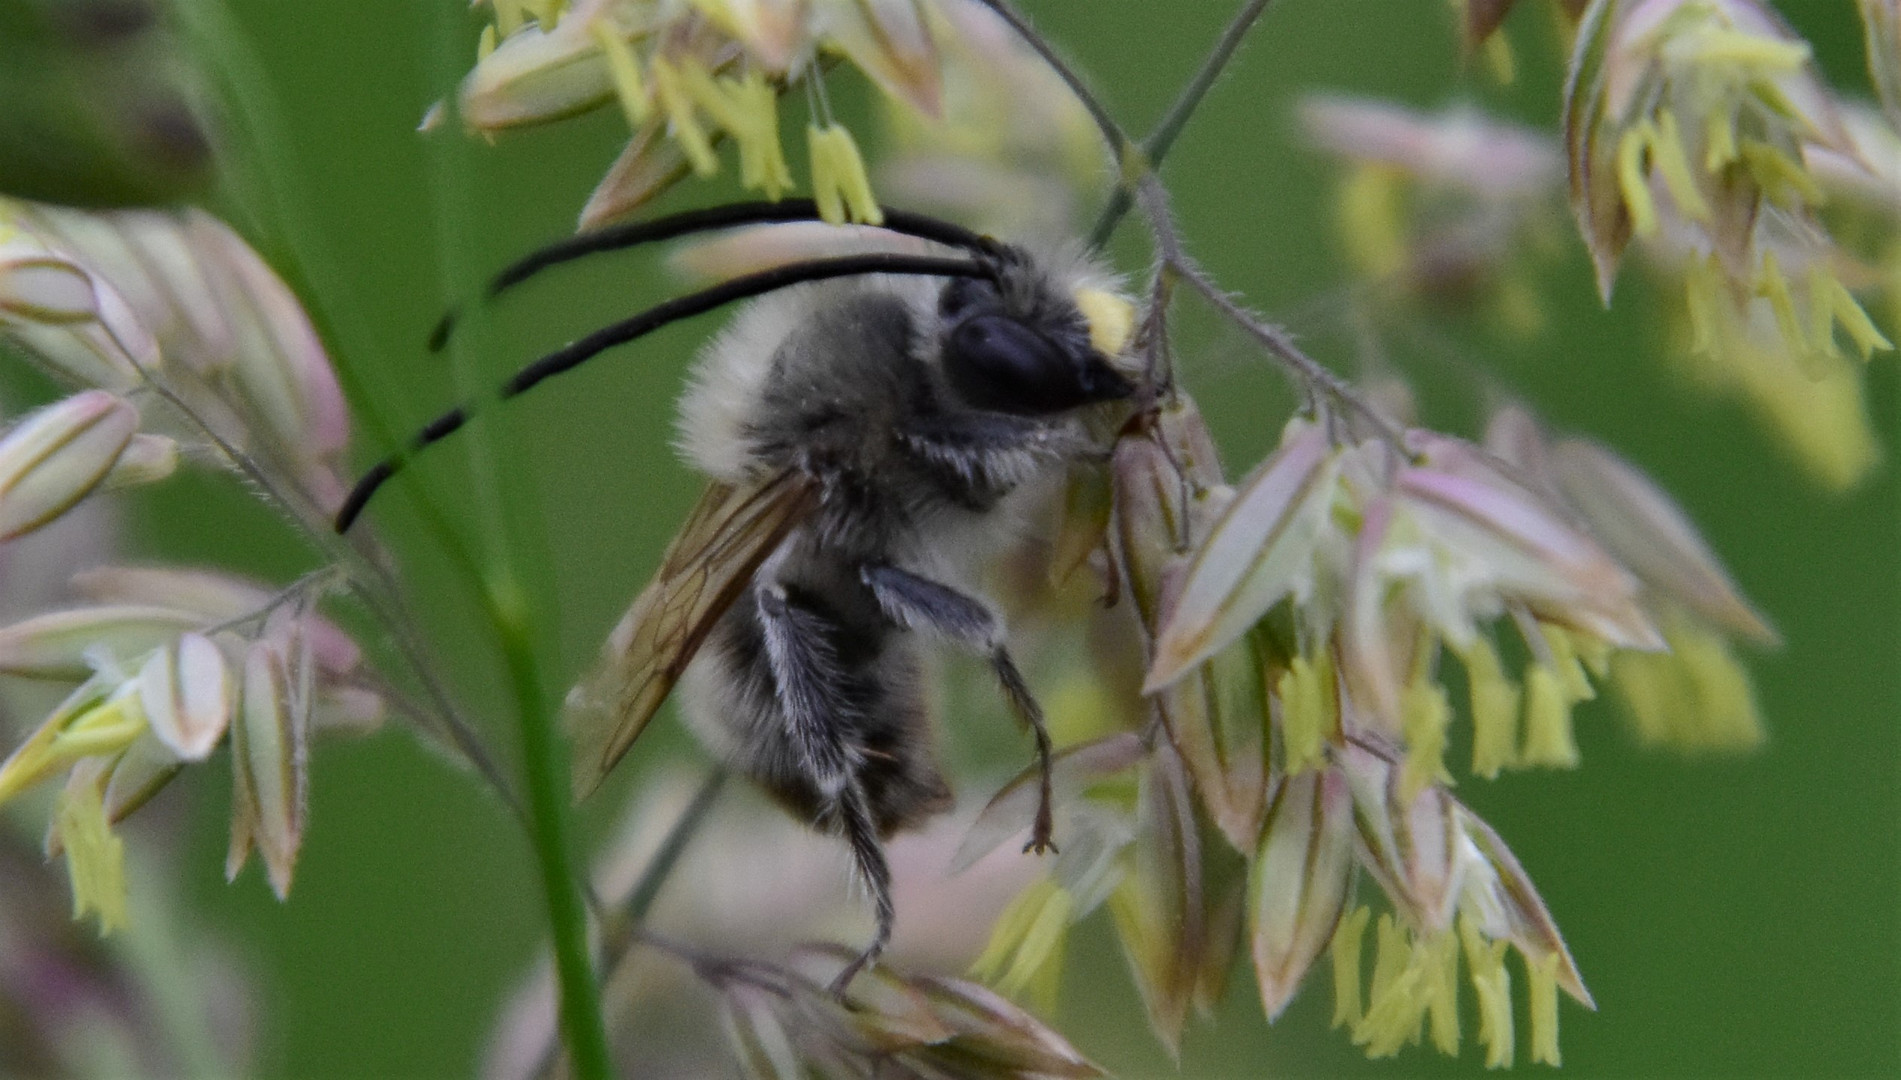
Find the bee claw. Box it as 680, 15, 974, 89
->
1024, 801, 1059, 855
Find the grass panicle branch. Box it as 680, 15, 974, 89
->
426, 6, 610, 1075
1089, 0, 1278, 248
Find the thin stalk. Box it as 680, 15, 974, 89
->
1171, 248, 1411, 450
178, 0, 499, 616
427, 8, 604, 1074
625, 769, 727, 926
971, 0, 1138, 173
500, 612, 613, 1080
526, 768, 728, 1080
179, 1, 526, 824
1089, 0, 1276, 248
349, 573, 525, 817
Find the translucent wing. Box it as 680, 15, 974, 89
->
566, 469, 818, 797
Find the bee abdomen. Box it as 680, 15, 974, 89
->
678, 573, 952, 837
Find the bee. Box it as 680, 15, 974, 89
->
337, 200, 1143, 990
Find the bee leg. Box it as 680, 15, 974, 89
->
754, 585, 894, 994
991, 650, 1058, 856
860, 564, 1059, 856
756, 584, 859, 794
827, 779, 895, 998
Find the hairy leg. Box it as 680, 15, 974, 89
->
859, 563, 1058, 854
756, 583, 859, 795
825, 780, 895, 996
755, 584, 897, 994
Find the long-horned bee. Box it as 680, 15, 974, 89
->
337, 200, 1142, 989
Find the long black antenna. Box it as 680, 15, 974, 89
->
338, 252, 995, 533
428, 200, 997, 351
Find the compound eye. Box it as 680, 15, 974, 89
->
944, 315, 1131, 415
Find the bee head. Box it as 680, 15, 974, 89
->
937, 251, 1137, 417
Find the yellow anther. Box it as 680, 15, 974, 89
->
1337, 163, 1408, 279
1521, 665, 1580, 768
1683, 257, 1725, 357
1460, 916, 1514, 1068
1699, 328, 1879, 490
1009, 888, 1072, 1004
1527, 948, 1563, 1066
679, 61, 791, 195
736, 71, 794, 198
679, 57, 738, 129
1676, 27, 1811, 72
45, 697, 145, 760
477, 23, 498, 62
1611, 619, 1764, 751
1886, 239, 1901, 338
1610, 644, 1671, 746
1704, 112, 1738, 172
590, 19, 651, 129
1538, 625, 1597, 699
1674, 621, 1766, 748
1651, 110, 1712, 222
1807, 265, 1842, 360
1043, 670, 1120, 746
1616, 125, 1660, 238
0, 686, 145, 806
697, 69, 793, 200
807, 123, 882, 225
651, 56, 718, 176
1399, 679, 1453, 803
492, 0, 524, 37
1755, 250, 1811, 370
1369, 912, 1405, 1001
1330, 905, 1371, 1029
1818, 270, 1894, 359
58, 769, 127, 934
1278, 651, 1338, 775
1423, 929, 1460, 1056
1483, 31, 1516, 84
1739, 140, 1825, 209
1463, 638, 1521, 779
1355, 915, 1432, 1057
687, 0, 744, 39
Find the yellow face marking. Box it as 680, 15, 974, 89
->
1073, 286, 1134, 357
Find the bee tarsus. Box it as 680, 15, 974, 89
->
826, 778, 895, 998
757, 583, 866, 794
861, 562, 1062, 855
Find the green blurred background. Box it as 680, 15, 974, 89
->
85, 0, 1900, 1076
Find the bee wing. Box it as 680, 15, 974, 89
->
565, 469, 818, 798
